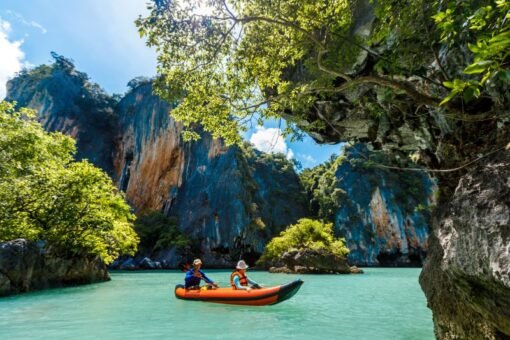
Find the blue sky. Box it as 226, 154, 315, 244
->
0, 0, 342, 168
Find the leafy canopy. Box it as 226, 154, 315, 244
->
258, 218, 349, 264
300, 154, 346, 221
0, 102, 138, 263
134, 211, 189, 254
431, 0, 510, 104
137, 0, 509, 145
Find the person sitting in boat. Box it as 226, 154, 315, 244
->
230, 260, 262, 291
184, 258, 218, 290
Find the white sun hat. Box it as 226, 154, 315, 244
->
236, 260, 249, 270
193, 258, 202, 265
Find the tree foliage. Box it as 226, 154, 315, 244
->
300, 146, 433, 220
258, 218, 349, 264
431, 0, 510, 104
134, 211, 189, 254
299, 154, 346, 221
136, 0, 509, 146
0, 102, 138, 263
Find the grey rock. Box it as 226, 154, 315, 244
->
119, 258, 137, 270
334, 145, 434, 266
277, 248, 353, 274
420, 150, 510, 338
268, 266, 294, 274
139, 257, 157, 269
5, 63, 117, 176
0, 273, 11, 296
0, 239, 109, 297
152, 247, 181, 269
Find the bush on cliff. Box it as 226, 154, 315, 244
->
134, 211, 189, 254
0, 101, 138, 264
258, 218, 349, 266
299, 155, 346, 221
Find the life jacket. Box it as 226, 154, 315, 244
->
230, 270, 248, 289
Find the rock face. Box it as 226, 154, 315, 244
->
333, 145, 434, 266
0, 239, 109, 297
269, 249, 363, 274
420, 150, 510, 339
6, 59, 117, 175
114, 80, 183, 211
6, 59, 308, 267
113, 83, 308, 266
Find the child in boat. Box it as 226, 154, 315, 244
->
184, 259, 219, 290
230, 260, 262, 291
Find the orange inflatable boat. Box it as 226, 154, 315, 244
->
174, 279, 304, 306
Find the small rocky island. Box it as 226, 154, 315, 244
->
258, 219, 363, 274
269, 249, 363, 274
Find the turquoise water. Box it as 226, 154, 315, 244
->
0, 268, 433, 340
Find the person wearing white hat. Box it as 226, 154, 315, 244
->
230, 260, 262, 291
184, 258, 218, 289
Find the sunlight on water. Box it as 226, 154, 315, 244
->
0, 268, 433, 340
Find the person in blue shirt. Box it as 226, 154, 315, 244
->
184, 258, 218, 289
230, 260, 262, 291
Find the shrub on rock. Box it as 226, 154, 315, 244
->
258, 218, 352, 273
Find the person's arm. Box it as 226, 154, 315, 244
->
233, 276, 250, 290
247, 277, 259, 286
200, 270, 214, 284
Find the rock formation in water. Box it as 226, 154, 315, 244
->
419, 150, 510, 339
334, 145, 434, 266
6, 57, 308, 269
268, 249, 363, 274
0, 239, 109, 297
301, 145, 434, 267
112, 81, 308, 267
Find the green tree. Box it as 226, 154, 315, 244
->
134, 211, 189, 254
136, 0, 509, 146
0, 101, 138, 264
258, 218, 349, 265
300, 155, 346, 221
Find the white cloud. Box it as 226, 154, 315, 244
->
249, 126, 294, 159
6, 10, 47, 34
0, 19, 25, 99
286, 148, 294, 160
297, 153, 317, 167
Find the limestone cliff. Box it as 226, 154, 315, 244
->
302, 144, 434, 266
6, 58, 308, 268
334, 145, 434, 266
419, 150, 510, 339
113, 82, 308, 266
5, 55, 117, 175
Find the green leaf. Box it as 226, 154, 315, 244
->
464, 60, 494, 74
440, 91, 458, 106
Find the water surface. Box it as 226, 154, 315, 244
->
0, 268, 433, 339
